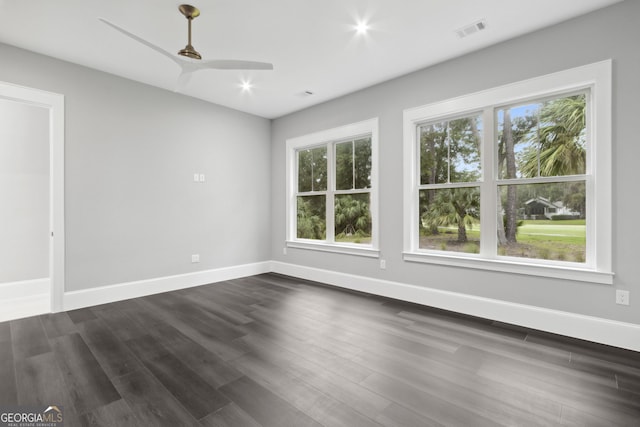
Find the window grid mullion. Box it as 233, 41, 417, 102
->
480, 107, 497, 258
334, 189, 371, 196
418, 182, 481, 190
326, 142, 335, 243
352, 140, 356, 190
296, 190, 328, 197
496, 175, 587, 186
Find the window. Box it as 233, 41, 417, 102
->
418, 113, 483, 254
403, 61, 612, 284
286, 119, 378, 257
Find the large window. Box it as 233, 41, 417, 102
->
286, 119, 378, 257
403, 61, 612, 284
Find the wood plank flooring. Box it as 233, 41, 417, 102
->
2, 273, 639, 426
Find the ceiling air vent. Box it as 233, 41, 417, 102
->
455, 19, 487, 38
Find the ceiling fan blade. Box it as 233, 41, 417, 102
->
175, 71, 194, 92
199, 60, 274, 70
98, 17, 180, 66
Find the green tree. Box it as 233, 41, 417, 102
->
520, 95, 586, 178
497, 109, 537, 244
335, 194, 370, 237
335, 138, 372, 190
519, 94, 587, 218
421, 188, 480, 243
503, 109, 518, 243
419, 116, 481, 240
297, 196, 325, 239
297, 147, 327, 192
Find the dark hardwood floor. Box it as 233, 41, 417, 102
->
2, 273, 639, 426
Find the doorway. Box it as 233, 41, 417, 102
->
0, 81, 64, 321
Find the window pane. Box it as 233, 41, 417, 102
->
497, 182, 585, 262
336, 138, 372, 190
497, 94, 586, 179
420, 115, 482, 185
335, 193, 371, 244
297, 146, 327, 192
297, 149, 312, 192
335, 141, 353, 190
354, 137, 372, 189
419, 187, 480, 253
297, 195, 326, 240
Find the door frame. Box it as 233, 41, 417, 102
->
0, 81, 65, 313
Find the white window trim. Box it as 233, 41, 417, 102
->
286, 118, 379, 257
403, 60, 613, 284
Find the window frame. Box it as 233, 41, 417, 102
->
403, 61, 613, 284
286, 118, 379, 258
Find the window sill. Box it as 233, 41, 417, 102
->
403, 251, 614, 285
287, 240, 380, 258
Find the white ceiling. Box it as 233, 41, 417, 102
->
0, 0, 622, 119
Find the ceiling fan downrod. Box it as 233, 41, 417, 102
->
178, 4, 201, 60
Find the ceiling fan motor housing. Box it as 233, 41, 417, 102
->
179, 44, 201, 60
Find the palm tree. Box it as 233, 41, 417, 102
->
520, 95, 586, 178
421, 188, 479, 243
419, 117, 481, 239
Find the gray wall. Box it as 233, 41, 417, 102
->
0, 43, 272, 292
0, 99, 49, 283
271, 1, 640, 325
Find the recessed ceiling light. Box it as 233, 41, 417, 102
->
240, 81, 253, 92
355, 20, 369, 35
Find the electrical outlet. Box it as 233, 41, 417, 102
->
191, 254, 200, 263
193, 173, 200, 182
616, 290, 630, 306
380, 259, 386, 269
283, 247, 287, 255
199, 174, 205, 182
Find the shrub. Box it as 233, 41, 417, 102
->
551, 214, 580, 221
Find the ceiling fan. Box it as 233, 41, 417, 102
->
99, 4, 273, 90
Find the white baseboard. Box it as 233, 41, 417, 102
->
7, 261, 638, 352
0, 278, 50, 322
270, 261, 640, 352
63, 262, 271, 311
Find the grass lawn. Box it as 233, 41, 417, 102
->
420, 219, 586, 262
517, 220, 585, 245
335, 235, 372, 244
